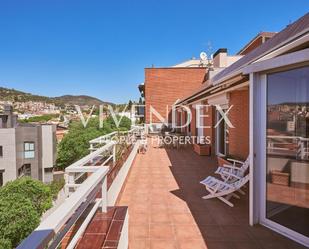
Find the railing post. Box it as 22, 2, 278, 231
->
90, 143, 94, 152
66, 173, 75, 196
113, 144, 116, 164
64, 173, 69, 197
101, 175, 107, 212
300, 139, 305, 160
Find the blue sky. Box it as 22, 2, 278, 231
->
0, 1, 308, 104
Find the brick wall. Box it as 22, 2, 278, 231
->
228, 89, 249, 160
190, 105, 196, 137
144, 68, 206, 124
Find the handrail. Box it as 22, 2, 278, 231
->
89, 131, 118, 144
89, 126, 143, 146
18, 127, 145, 249
17, 166, 109, 249
267, 135, 309, 141
66, 142, 115, 170
267, 135, 309, 160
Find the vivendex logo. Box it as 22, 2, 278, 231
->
74, 104, 233, 146
74, 103, 234, 130
75, 104, 235, 145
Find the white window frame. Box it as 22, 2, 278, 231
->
24, 142, 35, 159
216, 108, 228, 157
195, 102, 204, 139
253, 69, 309, 247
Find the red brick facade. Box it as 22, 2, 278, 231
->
144, 68, 206, 123
228, 89, 249, 160
190, 105, 196, 137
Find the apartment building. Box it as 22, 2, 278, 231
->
140, 49, 246, 130
137, 14, 309, 245
176, 14, 309, 246
0, 105, 57, 185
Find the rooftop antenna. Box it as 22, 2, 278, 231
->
206, 41, 214, 69
199, 52, 207, 61
199, 41, 214, 68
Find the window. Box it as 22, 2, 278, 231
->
44, 168, 53, 173
18, 164, 31, 177
0, 146, 3, 157
0, 172, 3, 186
24, 142, 35, 159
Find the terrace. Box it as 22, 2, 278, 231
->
18, 129, 307, 249
117, 138, 307, 249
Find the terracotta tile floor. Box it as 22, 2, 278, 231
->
117, 141, 307, 249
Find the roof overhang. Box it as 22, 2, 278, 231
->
178, 74, 248, 105
243, 46, 309, 74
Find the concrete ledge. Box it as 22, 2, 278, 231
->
107, 141, 140, 205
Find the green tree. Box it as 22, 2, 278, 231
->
0, 177, 56, 247
19, 114, 59, 123
0, 238, 12, 249
0, 194, 40, 248
0, 177, 52, 215
56, 116, 131, 168
128, 100, 133, 110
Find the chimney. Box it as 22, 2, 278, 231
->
4, 105, 13, 115
0, 105, 17, 128
213, 48, 228, 68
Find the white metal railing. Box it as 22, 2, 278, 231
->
65, 141, 116, 196
89, 131, 118, 151
17, 166, 109, 249
18, 126, 145, 249
267, 135, 309, 160
67, 126, 145, 195
89, 126, 143, 152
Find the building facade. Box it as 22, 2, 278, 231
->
0, 105, 56, 185
176, 14, 309, 246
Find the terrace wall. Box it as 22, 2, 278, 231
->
144, 68, 206, 124
228, 88, 249, 160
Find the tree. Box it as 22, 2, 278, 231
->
0, 177, 52, 215
0, 238, 12, 249
128, 100, 133, 110
0, 177, 56, 248
0, 194, 40, 248
56, 116, 131, 168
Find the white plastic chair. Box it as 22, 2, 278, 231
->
215, 156, 250, 183
200, 174, 250, 207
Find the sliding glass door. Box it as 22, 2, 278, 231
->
264, 66, 309, 243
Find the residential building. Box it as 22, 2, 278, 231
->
175, 13, 309, 246
237, 31, 277, 55
56, 125, 69, 142
0, 105, 57, 185
18, 13, 309, 249
139, 49, 247, 131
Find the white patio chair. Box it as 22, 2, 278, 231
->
138, 135, 148, 154
215, 156, 250, 183
200, 174, 250, 207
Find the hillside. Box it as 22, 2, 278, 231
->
53, 95, 105, 106
0, 87, 113, 106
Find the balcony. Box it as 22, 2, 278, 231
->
117, 139, 306, 249
18, 129, 306, 249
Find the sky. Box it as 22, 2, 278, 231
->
0, 1, 308, 104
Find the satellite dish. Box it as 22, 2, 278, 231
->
200, 52, 207, 61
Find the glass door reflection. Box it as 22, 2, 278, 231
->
266, 66, 309, 237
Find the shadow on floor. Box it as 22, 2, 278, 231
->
164, 147, 307, 249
